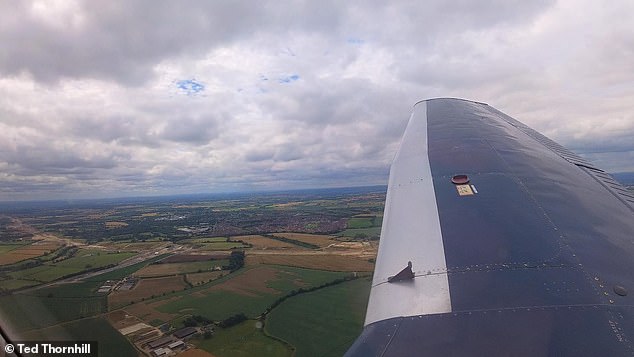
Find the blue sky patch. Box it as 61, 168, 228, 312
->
176, 79, 205, 95
347, 38, 365, 45
279, 74, 300, 84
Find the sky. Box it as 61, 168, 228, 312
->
0, 0, 633, 201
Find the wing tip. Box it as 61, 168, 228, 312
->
414, 97, 488, 108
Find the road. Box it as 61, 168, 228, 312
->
20, 244, 184, 293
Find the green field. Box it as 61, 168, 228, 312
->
9, 250, 136, 283
0, 255, 168, 332
137, 260, 228, 277
51, 250, 136, 271
195, 320, 292, 357
32, 280, 107, 298
0, 243, 26, 254
23, 317, 137, 357
156, 266, 349, 321
0, 293, 106, 331
0, 278, 38, 290
337, 226, 382, 239
84, 253, 169, 282
266, 278, 371, 357
346, 217, 374, 229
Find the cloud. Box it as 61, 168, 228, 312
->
1, 0, 633, 200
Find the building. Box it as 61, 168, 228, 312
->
172, 327, 197, 340
147, 336, 175, 350
168, 340, 185, 350
152, 347, 171, 356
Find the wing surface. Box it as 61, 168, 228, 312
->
346, 98, 634, 356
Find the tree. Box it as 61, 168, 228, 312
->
219, 313, 247, 328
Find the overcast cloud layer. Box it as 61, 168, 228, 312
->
1, 0, 633, 200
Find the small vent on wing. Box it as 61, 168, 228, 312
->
388, 261, 415, 283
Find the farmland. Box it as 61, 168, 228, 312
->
269, 233, 336, 248
230, 235, 298, 249
246, 253, 375, 272
136, 260, 227, 277
186, 271, 226, 285
0, 186, 386, 357
0, 291, 107, 331
266, 278, 371, 357
23, 317, 137, 357
0, 241, 62, 265
6, 249, 136, 283
196, 242, 248, 250
109, 275, 189, 308
154, 265, 349, 320
194, 320, 292, 357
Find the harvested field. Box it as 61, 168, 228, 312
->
118, 301, 177, 327
105, 221, 129, 228
0, 242, 62, 265
231, 235, 299, 249
161, 253, 228, 263
106, 310, 128, 324
271, 233, 335, 248
108, 276, 188, 308
246, 254, 375, 272
209, 266, 279, 296
106, 310, 146, 331
186, 271, 226, 285
323, 241, 370, 251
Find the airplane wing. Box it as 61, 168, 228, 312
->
346, 98, 634, 356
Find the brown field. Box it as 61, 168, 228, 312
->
271, 233, 335, 247
161, 254, 228, 263
231, 235, 299, 249
186, 271, 226, 285
125, 299, 178, 323
105, 221, 129, 228
108, 276, 188, 308
106, 310, 145, 330
0, 242, 62, 265
246, 253, 375, 272
184, 266, 280, 297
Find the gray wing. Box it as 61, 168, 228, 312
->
346, 98, 634, 356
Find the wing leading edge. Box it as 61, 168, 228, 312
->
346, 98, 634, 356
